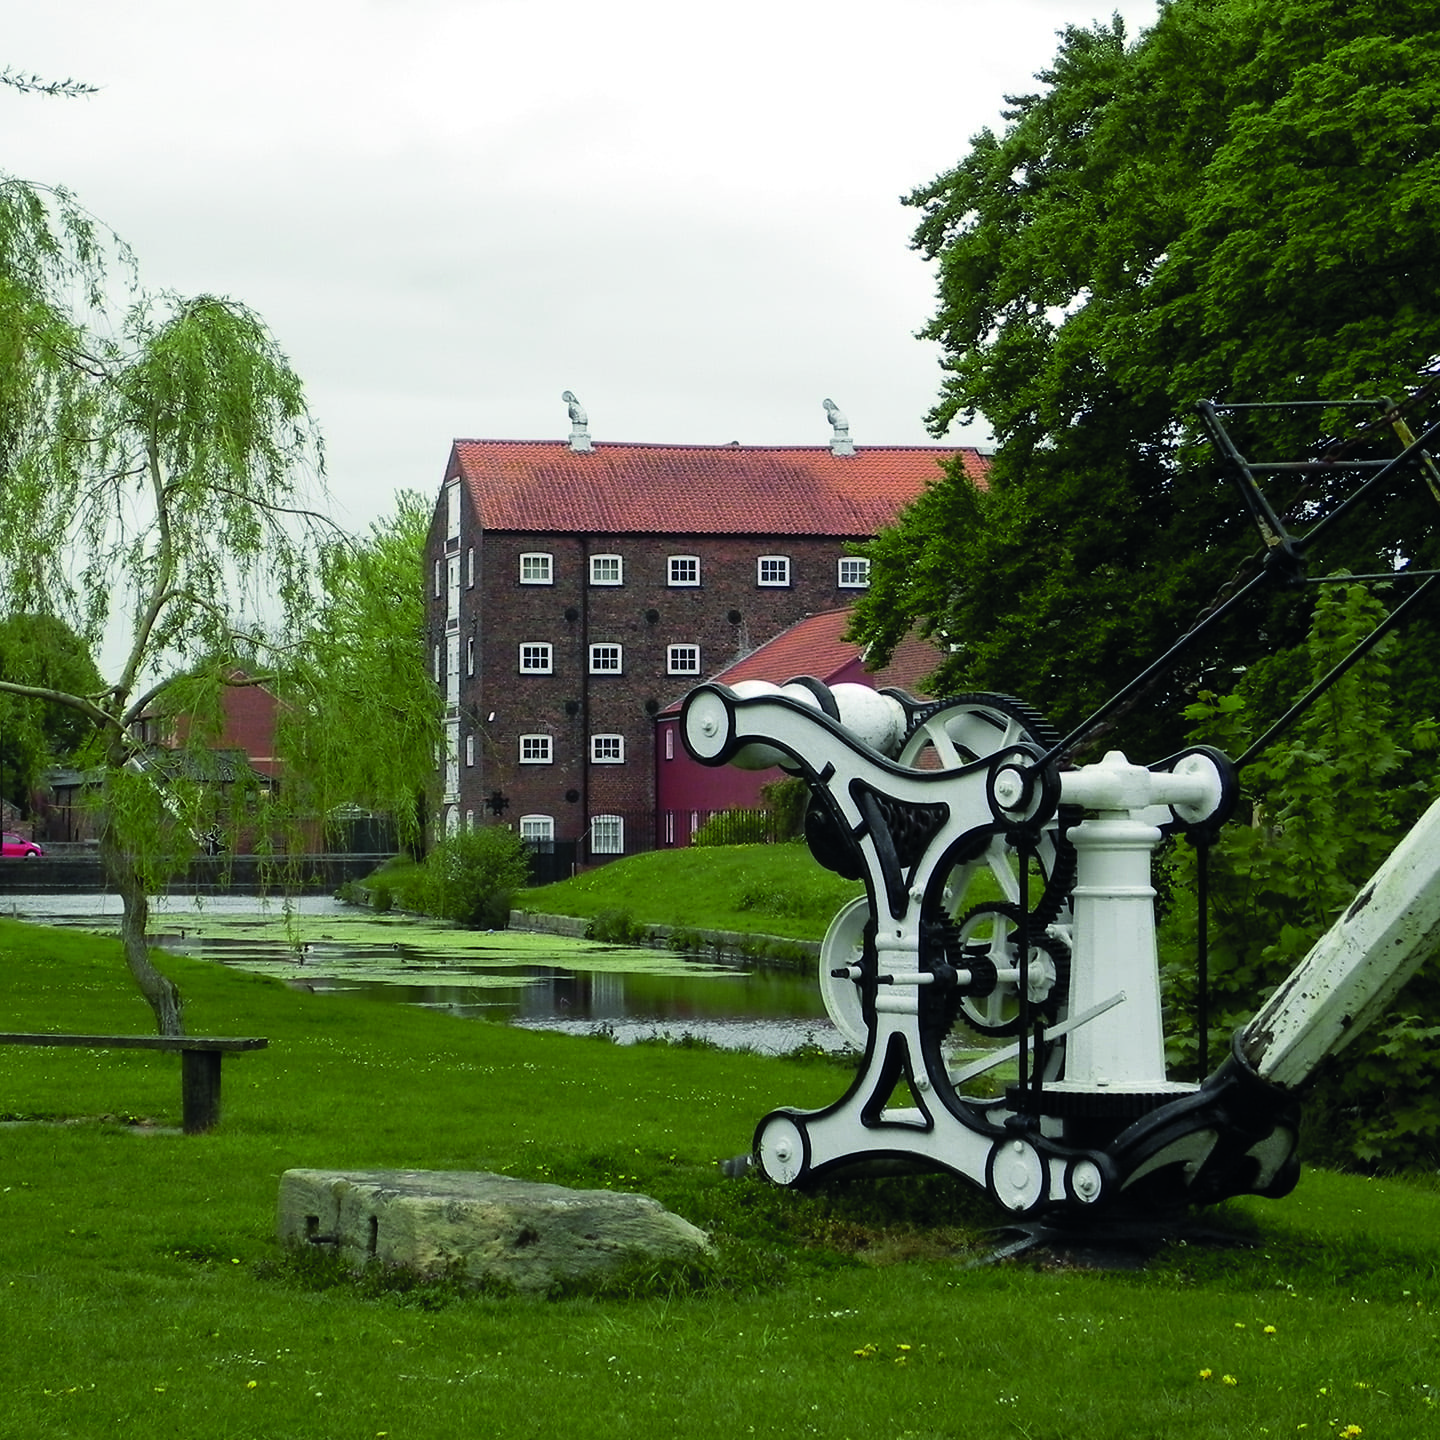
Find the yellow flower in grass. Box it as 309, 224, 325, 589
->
1264, 1325, 1277, 1335
1199, 1369, 1213, 1380
1338, 1427, 1362, 1439
1222, 1374, 1238, 1386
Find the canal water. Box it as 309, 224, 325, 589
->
2, 893, 844, 1055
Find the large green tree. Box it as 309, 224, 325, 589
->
854, 0, 1440, 757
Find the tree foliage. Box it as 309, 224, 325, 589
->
853, 0, 1440, 756
277, 490, 443, 853
1161, 583, 1440, 1167
0, 614, 104, 811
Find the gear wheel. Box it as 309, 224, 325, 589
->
894, 693, 1078, 928
948, 902, 1072, 1038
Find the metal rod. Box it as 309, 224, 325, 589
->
1041, 566, 1274, 765
1235, 574, 1440, 772
1295, 414, 1440, 553
1196, 836, 1210, 1079
1308, 570, 1440, 584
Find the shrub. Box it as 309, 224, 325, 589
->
585, 909, 648, 944
421, 827, 531, 929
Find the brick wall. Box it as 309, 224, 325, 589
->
429, 512, 872, 851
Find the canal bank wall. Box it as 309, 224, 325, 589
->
508, 908, 820, 970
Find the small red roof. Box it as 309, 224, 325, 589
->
660, 609, 941, 714
450, 440, 986, 537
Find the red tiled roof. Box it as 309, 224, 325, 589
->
450, 441, 986, 537
712, 609, 862, 688
660, 609, 942, 713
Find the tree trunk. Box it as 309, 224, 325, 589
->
101, 825, 184, 1037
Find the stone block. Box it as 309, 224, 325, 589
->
276, 1168, 711, 1293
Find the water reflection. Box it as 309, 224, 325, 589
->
4, 894, 844, 1055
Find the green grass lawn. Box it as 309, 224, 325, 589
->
515, 844, 867, 940
2, 917, 1438, 1439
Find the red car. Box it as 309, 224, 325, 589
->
1, 833, 43, 858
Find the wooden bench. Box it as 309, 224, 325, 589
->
0, 1033, 268, 1133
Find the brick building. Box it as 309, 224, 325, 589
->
425, 407, 986, 861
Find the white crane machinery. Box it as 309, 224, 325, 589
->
680, 394, 1440, 1221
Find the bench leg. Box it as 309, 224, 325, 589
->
181, 1049, 223, 1134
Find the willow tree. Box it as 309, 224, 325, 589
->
0, 175, 331, 1035
279, 490, 443, 856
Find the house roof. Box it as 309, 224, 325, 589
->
449, 441, 986, 537
660, 608, 942, 714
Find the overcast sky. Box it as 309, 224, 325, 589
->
6, 0, 1160, 536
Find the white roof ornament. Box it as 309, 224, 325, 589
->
823, 398, 854, 456
562, 390, 593, 453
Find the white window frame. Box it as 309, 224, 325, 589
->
519, 814, 555, 844
518, 642, 553, 674
838, 556, 871, 588
588, 643, 623, 674
433, 558, 443, 598
519, 734, 553, 764
520, 552, 553, 585
465, 733, 475, 767
590, 734, 625, 764
591, 814, 624, 855
667, 644, 700, 676
757, 555, 791, 587
589, 553, 623, 586
667, 554, 700, 587
466, 546, 475, 587
445, 481, 461, 541
466, 635, 475, 676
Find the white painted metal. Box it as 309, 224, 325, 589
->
1241, 791, 1440, 1089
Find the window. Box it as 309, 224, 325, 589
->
432, 644, 441, 683
839, 556, 871, 588
466, 546, 475, 587
466, 636, 475, 676
520, 814, 555, 847
465, 734, 475, 767
667, 644, 700, 675
519, 734, 553, 764
665, 728, 674, 760
520, 552, 553, 585
591, 814, 624, 855
433, 559, 442, 598
588, 643, 623, 674
446, 481, 461, 541
465, 809, 474, 832
590, 553, 623, 586
757, 555, 791, 587
668, 555, 700, 587
590, 734, 625, 764
518, 642, 553, 674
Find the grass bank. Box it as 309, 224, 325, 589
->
516, 844, 864, 942
1, 918, 1438, 1439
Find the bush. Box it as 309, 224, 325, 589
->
585, 909, 648, 944
421, 827, 531, 929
